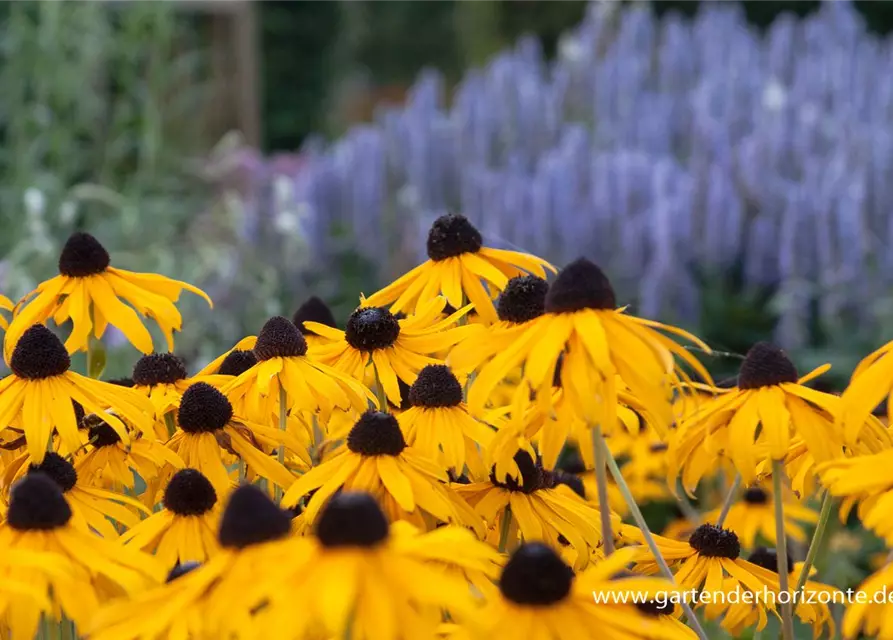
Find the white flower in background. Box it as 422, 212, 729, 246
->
23, 187, 45, 218
58, 200, 77, 225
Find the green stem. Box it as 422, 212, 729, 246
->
715, 473, 741, 528
795, 489, 833, 593
498, 506, 513, 553
592, 425, 615, 555
275, 384, 287, 504
772, 460, 795, 640
311, 414, 324, 464
371, 363, 389, 411
163, 413, 176, 439
597, 436, 708, 640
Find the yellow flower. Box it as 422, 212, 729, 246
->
258, 493, 502, 640
73, 411, 184, 492
307, 297, 476, 407
164, 382, 307, 498
396, 364, 493, 477
0, 324, 154, 463
121, 469, 222, 569
461, 258, 711, 433
626, 524, 777, 622
455, 450, 612, 569
224, 316, 374, 424
702, 484, 817, 549
2, 451, 151, 539
283, 411, 483, 535
479, 543, 696, 639
669, 342, 848, 491
363, 214, 554, 325
0, 474, 164, 638
85, 484, 304, 640
5, 232, 211, 355
449, 274, 550, 375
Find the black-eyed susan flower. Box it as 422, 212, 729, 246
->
627, 524, 776, 622
669, 342, 848, 491
397, 364, 493, 477
307, 297, 475, 407
0, 294, 11, 330
284, 411, 483, 534
292, 295, 338, 349
743, 547, 839, 639
224, 316, 375, 423
0, 473, 164, 638
0, 324, 154, 463
363, 213, 555, 325
2, 452, 150, 539
703, 485, 817, 549
73, 413, 184, 492
478, 543, 696, 640
195, 336, 258, 377
258, 492, 501, 640
449, 274, 550, 376
85, 484, 302, 640
456, 450, 610, 568
5, 232, 211, 355
121, 469, 221, 569
465, 258, 712, 431
164, 382, 306, 497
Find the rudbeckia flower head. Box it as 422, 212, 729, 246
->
309, 297, 475, 407
224, 315, 374, 423
75, 412, 184, 490
363, 214, 555, 325
284, 410, 483, 534
121, 468, 221, 568
466, 257, 712, 432
449, 274, 548, 377
397, 364, 493, 476
457, 449, 612, 568
5, 231, 212, 356
670, 341, 846, 490
0, 324, 154, 463
165, 382, 304, 496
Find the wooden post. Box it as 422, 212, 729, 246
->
171, 0, 261, 147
